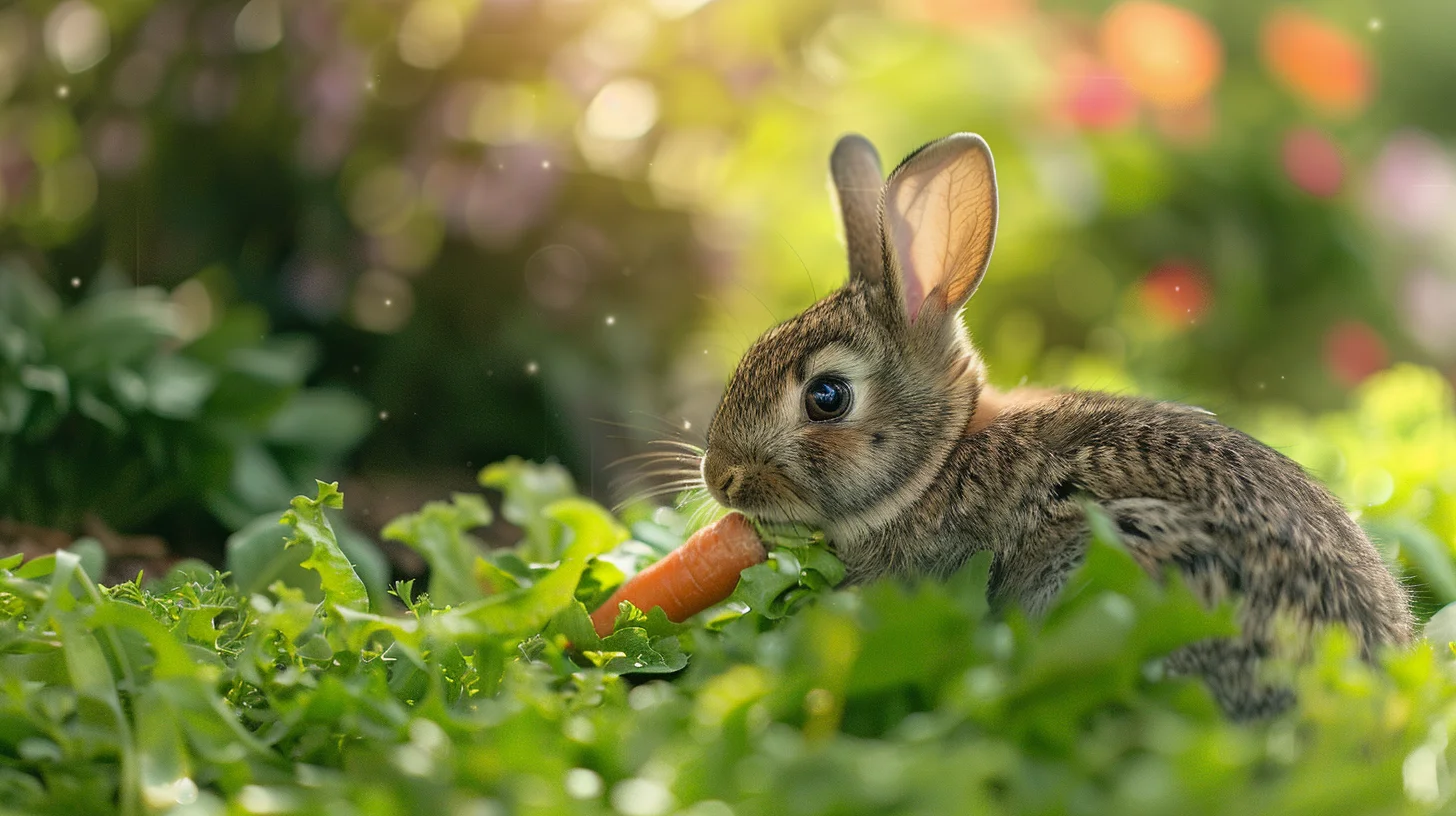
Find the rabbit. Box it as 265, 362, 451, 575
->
699, 132, 1415, 720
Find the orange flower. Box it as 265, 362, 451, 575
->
1100, 1, 1223, 108
1262, 9, 1373, 116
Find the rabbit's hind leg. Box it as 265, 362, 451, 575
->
1164, 637, 1295, 720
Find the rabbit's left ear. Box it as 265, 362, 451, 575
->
830, 134, 886, 287
883, 133, 998, 325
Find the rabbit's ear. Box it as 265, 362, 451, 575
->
830, 134, 886, 286
883, 133, 998, 325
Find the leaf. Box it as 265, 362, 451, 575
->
719, 525, 844, 621
89, 602, 198, 681
45, 287, 179, 375
64, 538, 107, 583
574, 557, 625, 610
334, 606, 424, 656
441, 498, 626, 639
55, 609, 120, 706
0, 384, 32, 434
382, 493, 493, 606
0, 264, 60, 326
227, 444, 296, 519
16, 553, 57, 580
607, 602, 689, 640
548, 600, 601, 650
335, 524, 390, 609
20, 364, 69, 410
265, 388, 374, 454
726, 553, 801, 619
1424, 602, 1456, 652
474, 556, 523, 596
133, 688, 192, 812
1369, 518, 1456, 606
630, 517, 692, 556
108, 367, 149, 411
280, 481, 369, 612
225, 335, 318, 386
599, 627, 688, 675
226, 512, 311, 597
479, 457, 577, 561
40, 551, 140, 812
1022, 518, 1234, 696
76, 389, 126, 432
785, 543, 847, 590
845, 581, 970, 697
144, 355, 217, 419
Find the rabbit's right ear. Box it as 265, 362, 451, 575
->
830, 134, 886, 287
883, 133, 998, 327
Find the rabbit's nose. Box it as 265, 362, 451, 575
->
703, 455, 746, 505
717, 469, 739, 497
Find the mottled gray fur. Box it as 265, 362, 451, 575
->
702, 132, 1414, 720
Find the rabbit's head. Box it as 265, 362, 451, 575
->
703, 133, 1000, 539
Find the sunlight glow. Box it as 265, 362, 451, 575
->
399, 0, 463, 70
44, 1, 109, 74
585, 78, 659, 142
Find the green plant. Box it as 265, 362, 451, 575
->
0, 267, 373, 533
2, 456, 1455, 815
1246, 364, 1456, 619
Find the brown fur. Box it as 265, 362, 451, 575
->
702, 133, 1414, 720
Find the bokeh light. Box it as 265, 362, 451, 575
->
1367, 131, 1456, 236
1403, 268, 1456, 357
1063, 63, 1138, 131
1262, 8, 1372, 116
234, 0, 282, 53
1100, 1, 1222, 109
398, 0, 464, 70
584, 78, 660, 142
44, 1, 109, 74
1140, 261, 1211, 327
1325, 320, 1389, 388
1281, 127, 1344, 197
348, 165, 419, 236
352, 269, 415, 334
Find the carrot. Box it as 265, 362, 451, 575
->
590, 512, 767, 637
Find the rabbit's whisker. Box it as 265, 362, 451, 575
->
613, 481, 705, 508
612, 473, 701, 491
612, 464, 701, 482
646, 439, 705, 454
606, 451, 702, 468
607, 464, 701, 482
623, 465, 700, 477
625, 479, 705, 495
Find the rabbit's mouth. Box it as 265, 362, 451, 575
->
704, 457, 818, 525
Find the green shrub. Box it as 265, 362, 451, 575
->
0, 269, 373, 533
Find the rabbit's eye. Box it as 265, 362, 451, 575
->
805, 376, 852, 422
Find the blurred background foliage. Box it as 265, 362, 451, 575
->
1, 0, 1455, 585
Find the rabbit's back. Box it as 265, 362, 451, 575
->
953, 391, 1411, 645
932, 390, 1412, 717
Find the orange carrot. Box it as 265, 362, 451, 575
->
590, 512, 767, 637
